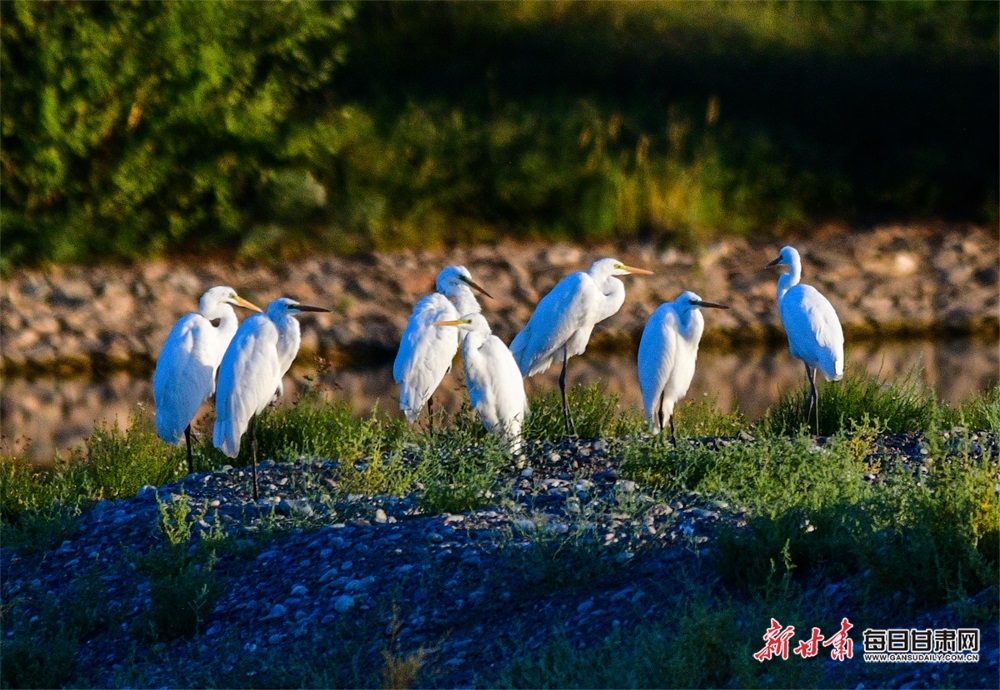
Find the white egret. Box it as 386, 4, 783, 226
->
637, 291, 728, 440
153, 286, 261, 474
766, 245, 844, 434
509, 258, 653, 435
394, 266, 492, 423
433, 313, 528, 453
213, 297, 330, 499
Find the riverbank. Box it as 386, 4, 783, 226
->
2, 224, 997, 376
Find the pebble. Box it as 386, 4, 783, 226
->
333, 595, 355, 613
263, 604, 288, 620
4, 430, 996, 690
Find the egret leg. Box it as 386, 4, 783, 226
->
559, 348, 576, 437
804, 364, 819, 435
812, 369, 821, 436
427, 395, 434, 431
184, 425, 194, 475
249, 415, 259, 501
669, 414, 677, 447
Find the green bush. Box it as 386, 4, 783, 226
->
3, 1, 996, 268
1, 0, 354, 269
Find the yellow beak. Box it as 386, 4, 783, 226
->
235, 296, 263, 313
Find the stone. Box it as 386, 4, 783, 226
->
333, 595, 355, 613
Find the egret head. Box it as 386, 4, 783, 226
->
765, 246, 800, 271
588, 258, 654, 279
266, 297, 331, 317
431, 312, 491, 334
436, 265, 493, 299
676, 291, 728, 312
200, 286, 262, 313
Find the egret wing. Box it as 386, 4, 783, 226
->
213, 315, 282, 457
153, 314, 217, 443
510, 272, 597, 376
780, 285, 844, 380
393, 293, 460, 422
637, 305, 679, 431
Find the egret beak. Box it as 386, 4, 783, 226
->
295, 305, 331, 313
432, 318, 471, 327
622, 265, 654, 276
693, 300, 729, 310
461, 276, 494, 299
764, 256, 784, 269
234, 296, 263, 313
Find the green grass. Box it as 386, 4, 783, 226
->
523, 383, 644, 440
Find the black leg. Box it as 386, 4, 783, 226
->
427, 395, 434, 431
669, 414, 677, 447
811, 368, 821, 436
184, 425, 194, 475
804, 364, 818, 435
250, 415, 259, 501
559, 348, 576, 437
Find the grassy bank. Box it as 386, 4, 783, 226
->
4, 1, 997, 270
2, 374, 997, 687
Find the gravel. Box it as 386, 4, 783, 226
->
2, 431, 997, 688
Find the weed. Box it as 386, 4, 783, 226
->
415, 429, 508, 515
81, 406, 188, 498
524, 383, 643, 441
133, 491, 226, 640
0, 501, 82, 554
496, 519, 622, 595
380, 605, 436, 689
758, 368, 941, 436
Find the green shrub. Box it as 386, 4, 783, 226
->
2, 0, 354, 269
4, 1, 996, 268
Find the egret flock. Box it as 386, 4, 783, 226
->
154, 245, 844, 495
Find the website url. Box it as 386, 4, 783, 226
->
863, 653, 980, 663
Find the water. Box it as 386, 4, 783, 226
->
2, 339, 996, 465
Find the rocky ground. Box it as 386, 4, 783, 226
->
3, 431, 997, 688
2, 224, 997, 375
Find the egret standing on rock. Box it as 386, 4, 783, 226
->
213, 297, 330, 499
638, 291, 728, 440
766, 245, 844, 434
510, 258, 653, 435
394, 266, 492, 423
433, 313, 528, 453
153, 286, 262, 474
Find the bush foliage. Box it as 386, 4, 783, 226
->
3, 2, 998, 269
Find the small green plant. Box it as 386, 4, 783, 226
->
380, 605, 436, 689
496, 519, 622, 595
523, 383, 643, 441
0, 502, 82, 554
415, 424, 508, 514
758, 368, 940, 436
133, 491, 225, 640
81, 406, 188, 499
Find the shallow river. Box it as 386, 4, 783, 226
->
2, 338, 997, 464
